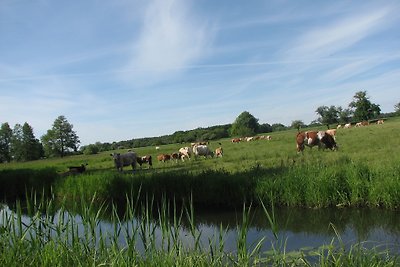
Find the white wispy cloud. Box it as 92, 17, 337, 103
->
285, 7, 391, 59
123, 0, 214, 84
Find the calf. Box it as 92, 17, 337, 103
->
137, 155, 152, 168
157, 154, 171, 162
215, 147, 223, 157
170, 152, 181, 163
68, 163, 88, 173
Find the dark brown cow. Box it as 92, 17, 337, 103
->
68, 163, 88, 173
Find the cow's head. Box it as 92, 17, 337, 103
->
110, 153, 122, 167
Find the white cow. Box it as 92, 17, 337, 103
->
192, 144, 214, 158
110, 151, 137, 171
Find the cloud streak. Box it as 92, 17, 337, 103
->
285, 7, 391, 59
123, 0, 214, 84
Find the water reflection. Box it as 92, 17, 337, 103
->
1, 202, 399, 254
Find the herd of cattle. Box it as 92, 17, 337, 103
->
110, 119, 385, 172
110, 142, 224, 172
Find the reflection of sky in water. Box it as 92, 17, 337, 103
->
1, 205, 399, 254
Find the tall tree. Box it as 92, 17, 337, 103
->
0, 122, 13, 162
394, 102, 400, 115
21, 122, 43, 161
230, 111, 259, 136
337, 106, 352, 123
315, 105, 339, 128
41, 115, 80, 157
290, 120, 306, 131
10, 124, 24, 161
349, 91, 380, 121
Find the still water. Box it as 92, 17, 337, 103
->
1, 203, 399, 254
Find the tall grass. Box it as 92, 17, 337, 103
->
0, 196, 398, 266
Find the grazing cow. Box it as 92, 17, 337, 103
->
317, 131, 338, 150
296, 131, 337, 153
356, 121, 369, 127
157, 154, 171, 162
68, 163, 88, 174
337, 124, 342, 129
231, 138, 241, 143
110, 151, 137, 171
179, 146, 193, 161
137, 155, 152, 168
193, 144, 214, 158
377, 119, 384, 125
344, 123, 352, 128
325, 129, 337, 140
170, 152, 181, 163
215, 147, 223, 157
266, 135, 272, 140
155, 146, 160, 150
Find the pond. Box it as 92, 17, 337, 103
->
1, 202, 399, 255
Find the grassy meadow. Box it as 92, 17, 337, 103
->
1, 118, 400, 266
1, 116, 399, 209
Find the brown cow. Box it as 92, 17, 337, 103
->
157, 154, 171, 162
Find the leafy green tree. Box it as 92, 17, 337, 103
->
0, 122, 13, 162
349, 91, 380, 121
394, 102, 400, 115
82, 144, 99, 155
290, 120, 306, 131
337, 107, 352, 123
10, 123, 43, 161
271, 123, 287, 132
10, 124, 24, 161
258, 123, 272, 133
21, 122, 43, 161
315, 105, 339, 128
41, 115, 80, 157
230, 111, 259, 136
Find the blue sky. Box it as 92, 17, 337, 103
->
1, 0, 399, 146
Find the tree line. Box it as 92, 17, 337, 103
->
1, 91, 399, 162
0, 115, 79, 163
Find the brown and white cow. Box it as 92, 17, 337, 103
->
137, 155, 152, 168
179, 146, 193, 161
296, 131, 337, 153
215, 147, 223, 157
170, 152, 182, 163
231, 138, 241, 143
325, 129, 337, 140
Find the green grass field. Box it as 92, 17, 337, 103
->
1, 117, 400, 209
1, 118, 400, 266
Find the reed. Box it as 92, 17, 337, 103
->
0, 196, 397, 266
